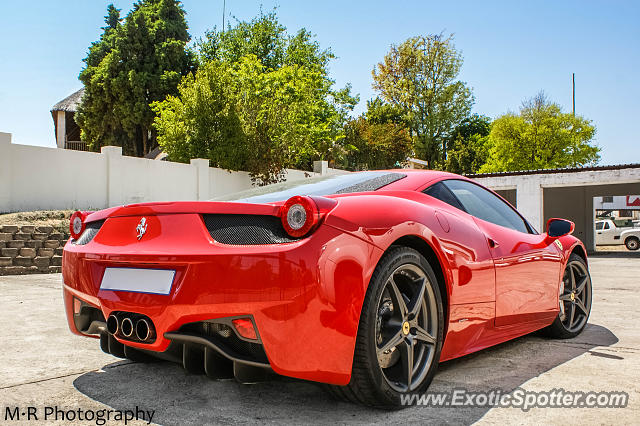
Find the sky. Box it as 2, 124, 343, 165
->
0, 0, 638, 165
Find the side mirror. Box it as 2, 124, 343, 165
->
546, 218, 575, 238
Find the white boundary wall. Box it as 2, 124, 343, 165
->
0, 133, 346, 213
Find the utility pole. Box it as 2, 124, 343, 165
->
222, 0, 226, 31
572, 72, 575, 116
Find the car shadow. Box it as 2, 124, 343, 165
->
74, 323, 618, 425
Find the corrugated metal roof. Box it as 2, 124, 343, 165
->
466, 163, 640, 178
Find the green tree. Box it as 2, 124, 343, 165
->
154, 10, 357, 183
337, 98, 412, 171
197, 10, 357, 171
75, 5, 129, 150
364, 97, 408, 126
76, 0, 194, 156
446, 134, 492, 175
480, 92, 600, 172
372, 33, 474, 168
154, 55, 351, 184
445, 114, 492, 174
340, 117, 412, 171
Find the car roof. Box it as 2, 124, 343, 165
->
375, 169, 464, 191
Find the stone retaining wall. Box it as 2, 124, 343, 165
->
0, 225, 68, 275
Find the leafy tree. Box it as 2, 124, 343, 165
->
154, 55, 352, 184
154, 11, 357, 183
151, 61, 245, 168
372, 33, 474, 168
480, 92, 600, 172
197, 9, 333, 74
197, 10, 357, 171
75, 5, 129, 150
365, 97, 408, 126
76, 0, 194, 156
340, 117, 412, 171
337, 98, 412, 171
445, 114, 492, 174
446, 134, 492, 175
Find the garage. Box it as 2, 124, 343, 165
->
472, 164, 640, 252
543, 184, 639, 251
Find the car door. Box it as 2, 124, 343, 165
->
440, 179, 562, 327
595, 221, 605, 245
601, 221, 617, 245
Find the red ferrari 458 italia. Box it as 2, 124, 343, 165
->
62, 170, 592, 407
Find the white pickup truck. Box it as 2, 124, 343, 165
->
595, 219, 640, 250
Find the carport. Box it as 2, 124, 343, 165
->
470, 164, 640, 252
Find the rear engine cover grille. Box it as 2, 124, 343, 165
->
72, 220, 104, 245
203, 214, 298, 245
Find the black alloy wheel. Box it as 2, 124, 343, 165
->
327, 246, 444, 408
543, 253, 592, 338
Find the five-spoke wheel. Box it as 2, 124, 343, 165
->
544, 253, 592, 338
375, 264, 438, 392
328, 246, 443, 407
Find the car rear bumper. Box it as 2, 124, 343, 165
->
62, 216, 382, 385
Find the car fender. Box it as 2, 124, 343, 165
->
324, 191, 497, 305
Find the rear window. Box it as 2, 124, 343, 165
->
215, 172, 406, 203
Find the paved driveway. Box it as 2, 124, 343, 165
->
0, 255, 638, 425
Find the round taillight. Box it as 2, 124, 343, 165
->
280, 196, 318, 238
69, 211, 87, 240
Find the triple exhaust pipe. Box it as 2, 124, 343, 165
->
107, 313, 156, 342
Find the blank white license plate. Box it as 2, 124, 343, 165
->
100, 268, 175, 295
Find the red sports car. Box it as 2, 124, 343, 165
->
62, 170, 592, 407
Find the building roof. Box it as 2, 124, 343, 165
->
466, 163, 640, 178
51, 88, 84, 112
144, 146, 168, 161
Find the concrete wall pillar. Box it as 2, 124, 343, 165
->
190, 158, 210, 201
313, 160, 328, 175
56, 111, 66, 149
0, 133, 11, 211
515, 176, 544, 231
101, 146, 123, 207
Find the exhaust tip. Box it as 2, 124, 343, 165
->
107, 314, 119, 335
135, 318, 155, 342
121, 317, 134, 338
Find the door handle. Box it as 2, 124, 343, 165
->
488, 238, 499, 248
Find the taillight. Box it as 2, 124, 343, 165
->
279, 196, 337, 238
69, 211, 87, 240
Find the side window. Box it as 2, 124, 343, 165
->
603, 222, 610, 230
595, 222, 604, 230
442, 179, 530, 234
423, 182, 465, 211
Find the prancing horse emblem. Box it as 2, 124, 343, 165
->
136, 217, 148, 240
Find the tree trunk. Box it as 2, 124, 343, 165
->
142, 127, 148, 156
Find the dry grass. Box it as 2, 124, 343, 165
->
0, 210, 72, 233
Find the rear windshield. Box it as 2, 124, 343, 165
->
215, 172, 406, 203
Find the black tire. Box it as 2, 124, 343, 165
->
328, 246, 444, 408
625, 236, 639, 251
542, 253, 592, 339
